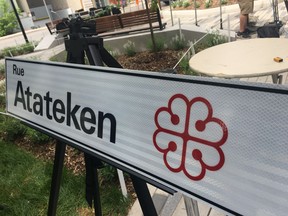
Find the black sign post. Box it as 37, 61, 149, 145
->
47, 141, 66, 216
9, 0, 29, 43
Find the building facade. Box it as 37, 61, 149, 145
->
15, 0, 101, 21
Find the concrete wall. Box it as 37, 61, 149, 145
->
50, 0, 69, 11
26, 0, 43, 8
16, 0, 30, 13
50, 8, 73, 20
103, 25, 235, 55
20, 16, 34, 29
67, 0, 83, 12
29, 4, 52, 20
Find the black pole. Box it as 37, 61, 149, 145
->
219, 0, 223, 29
9, 0, 29, 43
130, 174, 157, 216
47, 141, 66, 216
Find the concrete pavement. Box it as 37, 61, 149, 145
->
161, 0, 287, 34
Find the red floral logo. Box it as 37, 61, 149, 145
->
153, 94, 228, 181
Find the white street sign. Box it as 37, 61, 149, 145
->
5, 58, 288, 216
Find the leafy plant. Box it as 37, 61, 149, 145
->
221, 0, 228, 4
205, 0, 212, 8
195, 1, 201, 8
147, 37, 166, 52
171, 1, 178, 8
0, 94, 5, 111
150, 0, 158, 11
183, 1, 191, 8
171, 34, 187, 50
0, 115, 27, 141
177, 0, 184, 7
123, 40, 136, 57
0, 42, 36, 59
194, 30, 228, 52
0, 63, 4, 78
109, 50, 120, 58
0, 79, 5, 109
178, 57, 193, 75
0, 0, 19, 36
99, 164, 118, 184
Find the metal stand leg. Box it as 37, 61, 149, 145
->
92, 168, 101, 216
47, 141, 66, 216
84, 154, 103, 216
130, 174, 157, 216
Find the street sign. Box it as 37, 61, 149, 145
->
5, 58, 288, 216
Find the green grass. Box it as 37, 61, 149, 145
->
49, 50, 67, 62
0, 140, 86, 215
0, 140, 132, 216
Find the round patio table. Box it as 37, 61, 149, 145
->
189, 38, 288, 84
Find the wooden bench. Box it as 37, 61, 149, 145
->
45, 9, 166, 36
45, 19, 66, 35
96, 9, 166, 37
119, 9, 165, 30
95, 15, 122, 34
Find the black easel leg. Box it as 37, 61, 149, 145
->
84, 154, 103, 216
92, 167, 102, 216
130, 174, 157, 216
47, 141, 66, 216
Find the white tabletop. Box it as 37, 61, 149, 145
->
189, 38, 288, 79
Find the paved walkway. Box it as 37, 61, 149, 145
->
161, 0, 288, 35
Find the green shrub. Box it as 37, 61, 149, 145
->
0, 0, 19, 36
0, 115, 27, 141
147, 37, 165, 52
171, 1, 178, 8
104, 46, 120, 59
123, 40, 136, 57
0, 80, 5, 110
177, 0, 184, 7
99, 164, 118, 184
205, 0, 212, 8
183, 1, 191, 8
0, 42, 36, 59
150, 0, 158, 11
194, 30, 228, 53
0, 63, 4, 77
221, 0, 228, 4
108, 49, 120, 59
0, 95, 5, 111
195, 1, 201, 8
171, 34, 187, 51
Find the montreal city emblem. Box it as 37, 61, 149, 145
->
153, 94, 228, 181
